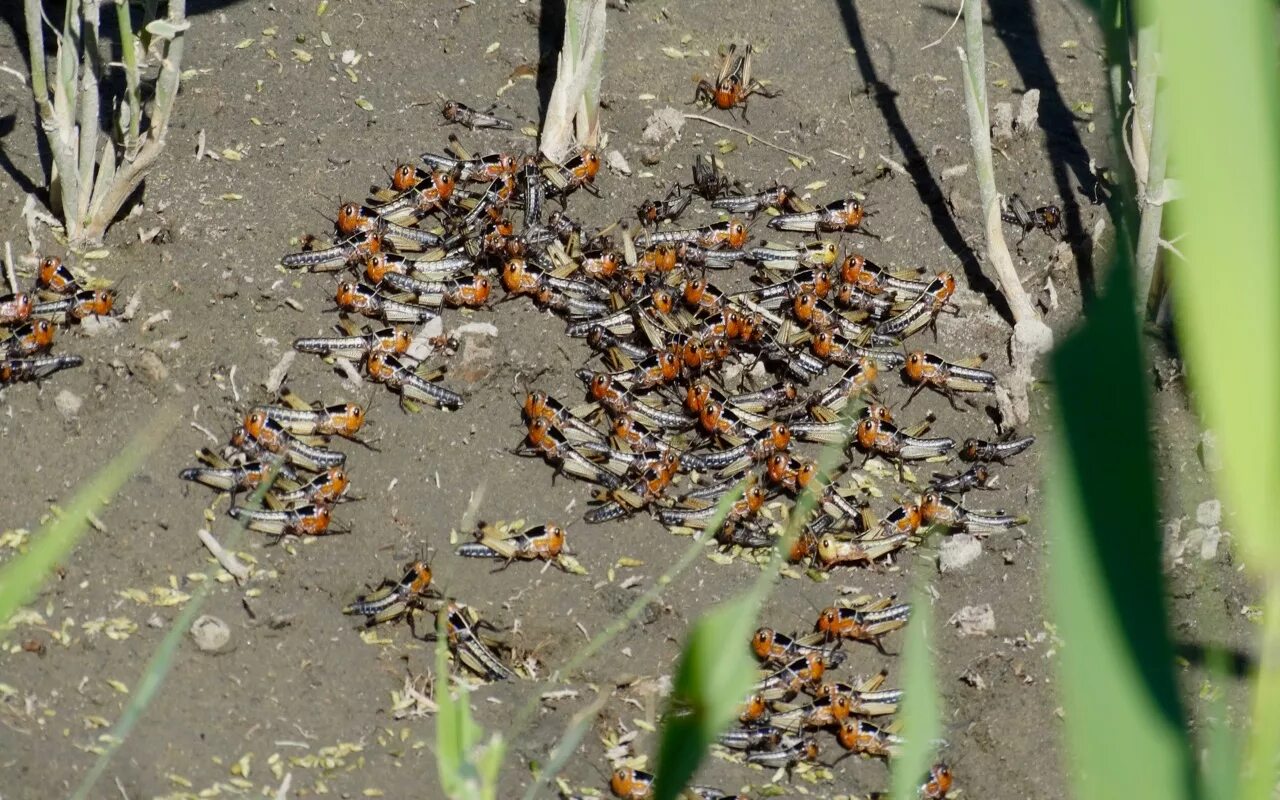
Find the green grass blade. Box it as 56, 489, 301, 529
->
1159, 4, 1280, 794
0, 412, 172, 625
890, 584, 940, 800
1160, 0, 1280, 571
520, 693, 608, 800
1046, 262, 1195, 800
435, 615, 480, 799
653, 598, 758, 800
69, 453, 281, 800
1201, 650, 1242, 800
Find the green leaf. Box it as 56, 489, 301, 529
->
1161, 0, 1280, 571
1161, 2, 1280, 794
653, 599, 758, 800
890, 585, 940, 800
435, 620, 477, 799
1046, 263, 1195, 800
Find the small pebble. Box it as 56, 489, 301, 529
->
1016, 89, 1040, 132
54, 389, 82, 418
1196, 499, 1221, 528
1200, 527, 1221, 561
991, 102, 1015, 145
949, 604, 996, 636
939, 534, 983, 572
641, 107, 684, 149
190, 615, 231, 653
133, 350, 168, 384
605, 149, 633, 177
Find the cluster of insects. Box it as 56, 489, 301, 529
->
279, 131, 608, 411
254, 41, 1052, 797
178, 391, 363, 537
340, 522, 565, 680
0, 255, 116, 387
714, 598, 911, 776
502, 162, 1033, 565
341, 520, 569, 681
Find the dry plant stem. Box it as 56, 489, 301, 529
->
115, 0, 143, 156
1133, 23, 1168, 320
24, 0, 79, 229
24, 0, 186, 244
196, 528, 249, 582
683, 114, 814, 163
574, 0, 605, 148
81, 0, 186, 243
539, 0, 606, 162
958, 0, 1051, 342
76, 0, 103, 226
1131, 23, 1159, 193
1137, 95, 1169, 320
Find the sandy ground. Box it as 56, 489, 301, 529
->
0, 1, 1255, 798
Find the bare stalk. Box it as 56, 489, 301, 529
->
146, 0, 187, 137
1137, 93, 1169, 320
539, 0, 606, 162
115, 0, 143, 157
1131, 22, 1169, 321
959, 0, 1052, 425
26, 0, 80, 229
1131, 23, 1158, 193
958, 0, 1051, 343
76, 0, 103, 227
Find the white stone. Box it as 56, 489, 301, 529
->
54, 390, 82, 418
190, 615, 231, 653
605, 149, 633, 177
1196, 499, 1222, 528
949, 604, 996, 636
938, 534, 983, 572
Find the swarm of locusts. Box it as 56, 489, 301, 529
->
0, 255, 116, 388
174, 40, 1053, 799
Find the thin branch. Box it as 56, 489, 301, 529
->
682, 114, 815, 163
196, 528, 250, 582
921, 0, 964, 51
